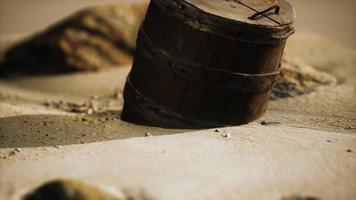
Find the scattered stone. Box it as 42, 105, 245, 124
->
9, 148, 21, 156
144, 133, 152, 137
261, 121, 281, 126
81, 118, 88, 122
87, 108, 94, 115
282, 195, 320, 200
214, 129, 220, 133
346, 149, 352, 153
54, 145, 61, 149
223, 133, 231, 138
90, 95, 99, 100
326, 140, 333, 143
0, 154, 7, 159
44, 100, 101, 115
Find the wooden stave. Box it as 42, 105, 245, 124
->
143, 1, 287, 74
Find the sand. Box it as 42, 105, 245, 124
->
0, 31, 355, 200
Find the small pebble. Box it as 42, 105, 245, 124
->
261, 121, 280, 126
326, 140, 333, 143
114, 91, 123, 99
54, 145, 61, 149
145, 133, 152, 137
214, 129, 220, 133
245, 136, 254, 140
223, 133, 231, 138
346, 149, 352, 153
87, 108, 94, 115
10, 148, 21, 156
90, 95, 99, 100
43, 100, 51, 106
0, 154, 7, 159
282, 195, 320, 200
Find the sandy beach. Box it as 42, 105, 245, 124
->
0, 30, 355, 200
0, 1, 355, 200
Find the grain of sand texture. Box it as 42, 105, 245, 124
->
0, 31, 355, 200
0, 18, 355, 200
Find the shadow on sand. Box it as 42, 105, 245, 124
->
0, 111, 190, 148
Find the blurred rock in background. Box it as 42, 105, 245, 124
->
0, 2, 148, 75
272, 56, 337, 100
23, 179, 124, 200
23, 179, 152, 200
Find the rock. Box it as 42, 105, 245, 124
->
0, 2, 148, 75
271, 56, 337, 100
223, 133, 231, 138
22, 179, 154, 200
44, 101, 93, 114
23, 180, 124, 200
9, 148, 22, 156
0, 153, 7, 159
281, 195, 320, 200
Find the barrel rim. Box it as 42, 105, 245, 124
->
151, 0, 295, 42
184, 0, 296, 26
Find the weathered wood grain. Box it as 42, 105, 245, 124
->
122, 0, 295, 128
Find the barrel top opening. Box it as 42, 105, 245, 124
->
184, 0, 295, 27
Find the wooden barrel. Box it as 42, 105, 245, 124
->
122, 0, 295, 128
